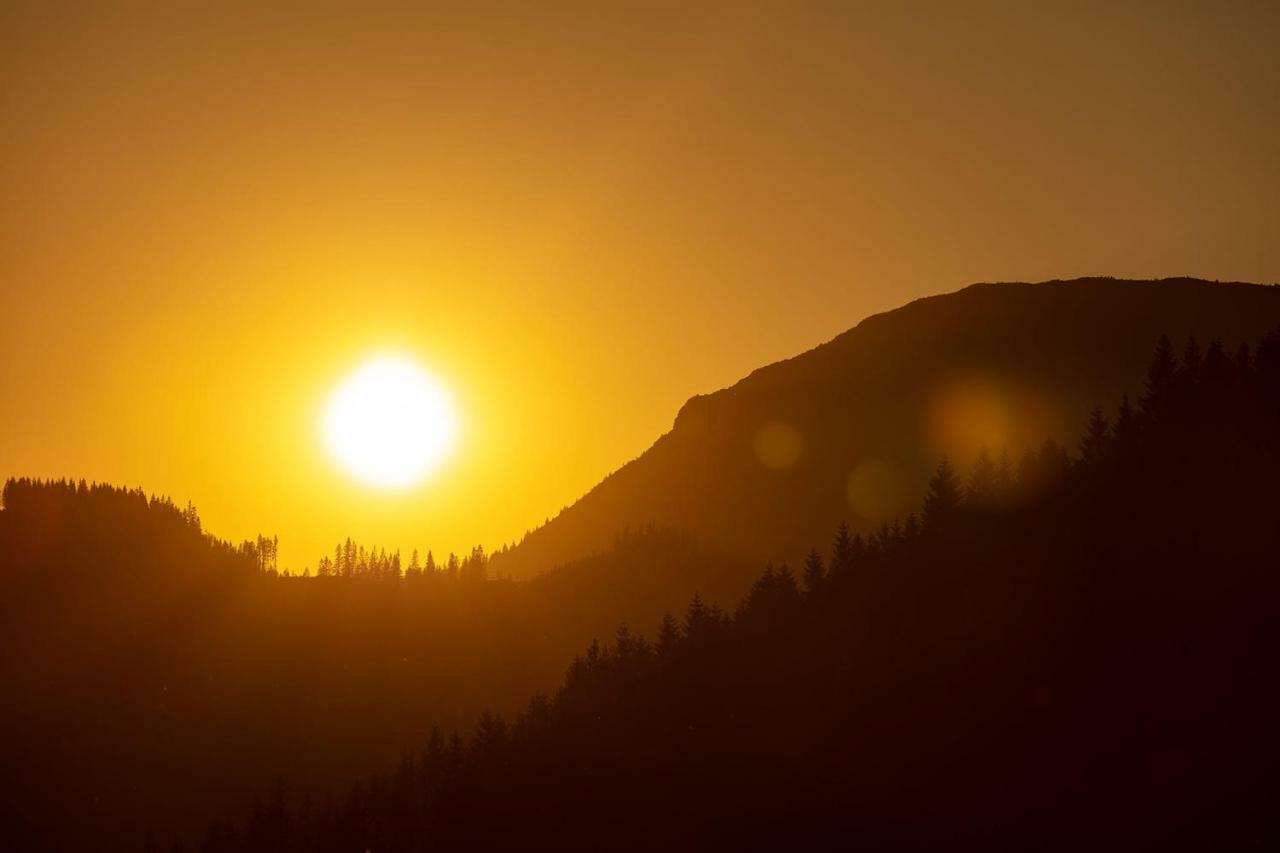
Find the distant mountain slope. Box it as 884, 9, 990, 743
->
493, 277, 1280, 578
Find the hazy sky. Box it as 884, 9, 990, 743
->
3, 2, 1279, 568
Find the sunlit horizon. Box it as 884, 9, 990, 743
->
4, 4, 1280, 570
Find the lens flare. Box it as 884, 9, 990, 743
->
753, 421, 804, 470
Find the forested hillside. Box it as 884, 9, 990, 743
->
0, 488, 749, 851
7, 323, 1278, 851
198, 328, 1280, 850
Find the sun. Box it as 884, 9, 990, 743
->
322, 356, 458, 489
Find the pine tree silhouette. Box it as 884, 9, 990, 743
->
1079, 407, 1111, 465
802, 548, 825, 597
922, 457, 962, 533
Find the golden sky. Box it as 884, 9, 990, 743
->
3, 2, 1279, 569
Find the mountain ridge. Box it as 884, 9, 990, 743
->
492, 277, 1280, 579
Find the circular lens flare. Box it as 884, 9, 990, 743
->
323, 356, 457, 489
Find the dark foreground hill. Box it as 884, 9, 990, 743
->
493, 277, 1280, 578
202, 327, 1280, 851
0, 487, 749, 851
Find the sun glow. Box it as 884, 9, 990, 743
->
323, 356, 458, 489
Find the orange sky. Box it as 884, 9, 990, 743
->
3, 2, 1279, 569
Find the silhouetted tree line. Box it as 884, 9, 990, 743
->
0, 479, 274, 578
0, 478, 500, 587
308, 539, 496, 584
1, 487, 748, 850
191, 329, 1280, 851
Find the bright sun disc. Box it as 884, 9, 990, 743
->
323, 356, 457, 488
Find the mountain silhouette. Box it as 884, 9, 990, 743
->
195, 320, 1280, 851
7, 279, 1280, 850
493, 277, 1280, 578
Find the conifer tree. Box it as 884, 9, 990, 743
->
1079, 407, 1110, 465
424, 727, 444, 770
1113, 394, 1138, 448
922, 457, 962, 533
770, 565, 801, 610
967, 446, 997, 506
614, 623, 635, 659
1141, 334, 1177, 420
802, 548, 825, 597
1235, 341, 1253, 379
1181, 335, 1203, 383
684, 594, 709, 637
655, 614, 681, 658
828, 522, 854, 583
1202, 338, 1229, 388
